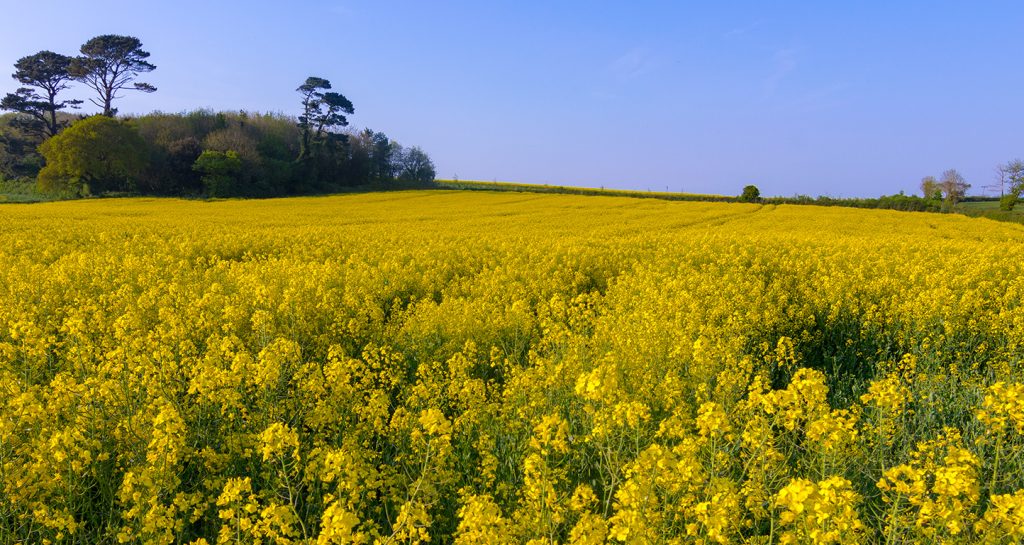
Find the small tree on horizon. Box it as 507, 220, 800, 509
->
938, 169, 970, 210
920, 176, 941, 200
739, 184, 761, 202
998, 159, 1024, 211
396, 146, 436, 183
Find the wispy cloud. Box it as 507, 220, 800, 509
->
606, 47, 659, 82
591, 47, 660, 100
723, 20, 767, 39
774, 83, 848, 114
764, 48, 798, 95
329, 2, 355, 17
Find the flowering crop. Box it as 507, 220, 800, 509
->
1, 191, 1024, 543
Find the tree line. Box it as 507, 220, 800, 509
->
1, 35, 435, 197
917, 163, 1024, 212
738, 164, 1023, 213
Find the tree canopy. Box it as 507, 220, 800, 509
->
396, 146, 436, 183
296, 76, 354, 160
70, 35, 156, 117
739, 185, 761, 202
920, 176, 941, 200
0, 51, 81, 138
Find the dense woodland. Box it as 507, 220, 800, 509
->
0, 35, 436, 198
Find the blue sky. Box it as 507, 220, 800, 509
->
2, 1, 1022, 197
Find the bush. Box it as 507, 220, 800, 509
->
37, 116, 148, 195
193, 149, 243, 197
999, 192, 1018, 211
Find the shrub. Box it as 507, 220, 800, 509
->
999, 192, 1018, 211
37, 115, 148, 195
193, 149, 243, 197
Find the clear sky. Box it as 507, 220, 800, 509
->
2, 1, 1022, 197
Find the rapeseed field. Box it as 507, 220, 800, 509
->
2, 191, 1023, 544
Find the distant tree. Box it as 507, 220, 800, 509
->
193, 149, 243, 197
938, 169, 970, 210
70, 35, 156, 117
396, 146, 436, 183
37, 115, 147, 194
0, 51, 82, 138
998, 159, 1024, 211
920, 176, 941, 200
999, 160, 1024, 190
991, 165, 1008, 197
296, 77, 353, 160
739, 184, 761, 202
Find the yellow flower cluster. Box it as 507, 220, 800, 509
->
1, 191, 1024, 543
775, 476, 865, 544
878, 428, 981, 539
762, 368, 830, 432
260, 422, 300, 462
975, 489, 1024, 543
976, 382, 1024, 435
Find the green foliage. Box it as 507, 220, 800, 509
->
920, 176, 940, 200
0, 90, 49, 138
139, 136, 204, 195
37, 115, 148, 195
130, 109, 431, 197
0, 114, 45, 179
765, 192, 942, 212
132, 110, 299, 196
739, 184, 761, 202
0, 177, 65, 202
949, 199, 1024, 225
193, 149, 243, 197
1000, 192, 1019, 211
1000, 159, 1024, 212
